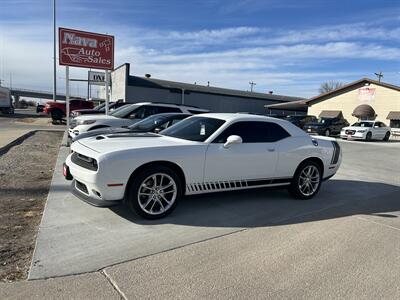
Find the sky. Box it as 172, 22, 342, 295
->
0, 0, 399, 99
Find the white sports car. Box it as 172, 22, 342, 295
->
64, 113, 342, 219
340, 121, 391, 141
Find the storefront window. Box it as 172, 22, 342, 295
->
389, 120, 400, 128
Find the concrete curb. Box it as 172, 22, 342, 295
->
28, 129, 70, 280
0, 130, 37, 157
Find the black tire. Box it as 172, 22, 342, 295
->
324, 129, 330, 137
126, 165, 182, 219
51, 109, 63, 121
383, 131, 390, 141
288, 160, 322, 200
365, 132, 372, 141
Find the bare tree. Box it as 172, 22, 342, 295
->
318, 81, 344, 94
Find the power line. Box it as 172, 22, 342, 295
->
249, 81, 256, 92
374, 71, 383, 82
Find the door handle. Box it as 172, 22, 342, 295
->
267, 148, 275, 152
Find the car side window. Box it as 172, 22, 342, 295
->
156, 106, 181, 113
129, 106, 146, 119
213, 121, 290, 143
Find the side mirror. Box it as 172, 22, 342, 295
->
223, 135, 243, 148
129, 113, 137, 119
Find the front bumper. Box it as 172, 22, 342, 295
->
65, 154, 126, 205
340, 132, 367, 140
71, 180, 122, 207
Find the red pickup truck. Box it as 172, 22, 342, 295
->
44, 99, 94, 121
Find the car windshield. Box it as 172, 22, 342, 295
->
110, 104, 140, 118
129, 115, 168, 130
93, 103, 105, 110
352, 121, 374, 127
161, 117, 225, 142
317, 117, 330, 124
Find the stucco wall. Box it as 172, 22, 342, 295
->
308, 83, 400, 124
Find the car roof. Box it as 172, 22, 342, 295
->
125, 102, 208, 111
195, 113, 279, 122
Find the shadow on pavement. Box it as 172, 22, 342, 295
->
110, 179, 400, 228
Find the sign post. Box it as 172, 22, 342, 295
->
58, 27, 114, 123
105, 71, 110, 115
65, 66, 70, 130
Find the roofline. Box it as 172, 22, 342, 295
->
306, 78, 400, 106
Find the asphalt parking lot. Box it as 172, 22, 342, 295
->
24, 135, 400, 298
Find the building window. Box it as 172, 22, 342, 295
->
390, 120, 400, 129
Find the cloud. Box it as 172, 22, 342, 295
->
1, 18, 399, 98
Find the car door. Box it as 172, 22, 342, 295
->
203, 121, 282, 183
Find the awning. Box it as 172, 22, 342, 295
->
352, 104, 376, 119
387, 111, 400, 120
319, 110, 343, 118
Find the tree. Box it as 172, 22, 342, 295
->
318, 81, 344, 94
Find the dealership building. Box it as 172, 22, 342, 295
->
107, 63, 303, 114
267, 78, 400, 132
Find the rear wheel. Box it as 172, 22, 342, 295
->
126, 166, 182, 219
365, 132, 372, 141
51, 109, 63, 121
288, 161, 322, 200
383, 131, 390, 141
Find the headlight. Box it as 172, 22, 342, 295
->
357, 130, 366, 133
78, 120, 96, 125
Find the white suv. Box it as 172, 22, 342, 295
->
69, 102, 209, 138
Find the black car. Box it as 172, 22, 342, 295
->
72, 113, 192, 142
285, 115, 317, 129
304, 117, 349, 136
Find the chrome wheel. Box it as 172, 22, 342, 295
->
298, 165, 320, 197
137, 173, 177, 216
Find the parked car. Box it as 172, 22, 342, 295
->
340, 121, 391, 141
71, 101, 127, 118
68, 102, 209, 138
0, 86, 14, 114
72, 113, 191, 142
43, 99, 94, 121
304, 117, 349, 136
64, 113, 341, 219
285, 115, 317, 129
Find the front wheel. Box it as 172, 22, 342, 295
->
288, 161, 322, 200
365, 132, 372, 141
126, 166, 182, 219
383, 131, 390, 141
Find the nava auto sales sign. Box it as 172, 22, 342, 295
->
59, 27, 114, 70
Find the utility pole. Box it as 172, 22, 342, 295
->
53, 0, 57, 102
249, 81, 256, 92
374, 71, 383, 82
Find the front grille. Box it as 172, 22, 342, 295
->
345, 130, 356, 135
71, 152, 98, 171
75, 180, 89, 194
331, 141, 340, 164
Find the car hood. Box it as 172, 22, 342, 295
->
75, 134, 198, 154
342, 126, 371, 131
74, 114, 119, 121
72, 127, 131, 142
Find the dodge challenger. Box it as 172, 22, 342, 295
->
64, 113, 341, 219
